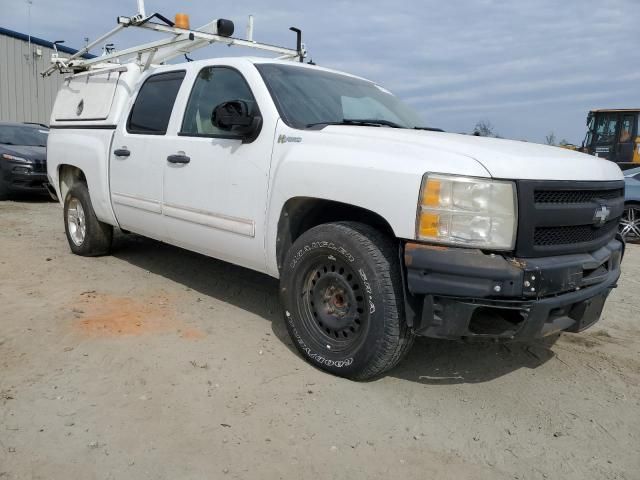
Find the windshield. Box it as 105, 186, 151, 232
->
256, 63, 424, 130
591, 113, 618, 146
0, 125, 48, 147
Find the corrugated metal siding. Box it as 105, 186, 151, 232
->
0, 33, 67, 125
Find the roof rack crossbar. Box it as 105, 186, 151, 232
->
42, 10, 306, 77
42, 24, 127, 76
67, 34, 195, 70
135, 21, 300, 59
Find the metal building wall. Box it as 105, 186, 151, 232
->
0, 33, 65, 125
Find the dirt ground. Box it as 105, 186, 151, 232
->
1, 199, 639, 480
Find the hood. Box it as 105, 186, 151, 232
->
319, 127, 623, 182
0, 144, 46, 162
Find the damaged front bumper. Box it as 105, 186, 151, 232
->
403, 237, 624, 341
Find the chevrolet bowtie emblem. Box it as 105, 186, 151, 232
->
593, 205, 611, 227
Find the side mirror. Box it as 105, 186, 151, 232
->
211, 100, 262, 142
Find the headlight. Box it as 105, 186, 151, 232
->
1, 153, 29, 163
416, 173, 517, 250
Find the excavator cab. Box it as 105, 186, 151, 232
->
583, 109, 640, 168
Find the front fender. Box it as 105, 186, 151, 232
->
264, 125, 489, 276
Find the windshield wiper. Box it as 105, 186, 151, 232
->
414, 127, 444, 132
306, 119, 403, 129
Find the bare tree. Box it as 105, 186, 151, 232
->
473, 120, 498, 138
545, 132, 557, 146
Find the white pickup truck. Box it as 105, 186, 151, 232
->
47, 49, 625, 380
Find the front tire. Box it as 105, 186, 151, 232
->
280, 222, 414, 380
63, 183, 113, 256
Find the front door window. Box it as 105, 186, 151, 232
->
180, 67, 258, 138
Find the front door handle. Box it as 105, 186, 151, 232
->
114, 148, 130, 157
167, 154, 191, 164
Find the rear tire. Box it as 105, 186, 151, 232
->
63, 183, 113, 256
280, 222, 414, 380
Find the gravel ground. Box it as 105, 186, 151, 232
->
1, 199, 639, 480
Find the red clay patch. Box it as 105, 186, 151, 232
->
72, 292, 205, 339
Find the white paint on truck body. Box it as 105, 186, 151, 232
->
47, 57, 623, 278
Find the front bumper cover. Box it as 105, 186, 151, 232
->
1, 160, 49, 193
403, 237, 623, 341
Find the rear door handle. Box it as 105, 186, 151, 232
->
114, 148, 130, 157
167, 154, 191, 164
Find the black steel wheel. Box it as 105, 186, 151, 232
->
280, 221, 414, 380
301, 256, 367, 353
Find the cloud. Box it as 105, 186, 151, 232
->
3, 0, 639, 143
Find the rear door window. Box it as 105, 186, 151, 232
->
127, 71, 186, 135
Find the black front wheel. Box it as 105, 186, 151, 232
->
280, 222, 414, 380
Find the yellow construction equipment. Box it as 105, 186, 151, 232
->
581, 109, 640, 169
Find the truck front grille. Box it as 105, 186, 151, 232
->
534, 188, 623, 204
533, 221, 619, 246
516, 180, 625, 257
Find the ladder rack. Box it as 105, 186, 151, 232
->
42, 4, 306, 77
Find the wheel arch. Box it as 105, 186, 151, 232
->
275, 196, 398, 273
58, 164, 87, 202
53, 159, 118, 227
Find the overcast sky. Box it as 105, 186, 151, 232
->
3, 0, 639, 143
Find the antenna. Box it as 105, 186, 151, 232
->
25, 0, 33, 62
246, 15, 254, 42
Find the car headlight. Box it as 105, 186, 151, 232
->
416, 173, 517, 250
1, 153, 29, 163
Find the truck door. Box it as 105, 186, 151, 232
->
160, 65, 275, 272
591, 112, 619, 161
110, 71, 185, 239
615, 114, 636, 164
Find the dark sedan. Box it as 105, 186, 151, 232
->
0, 122, 49, 200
